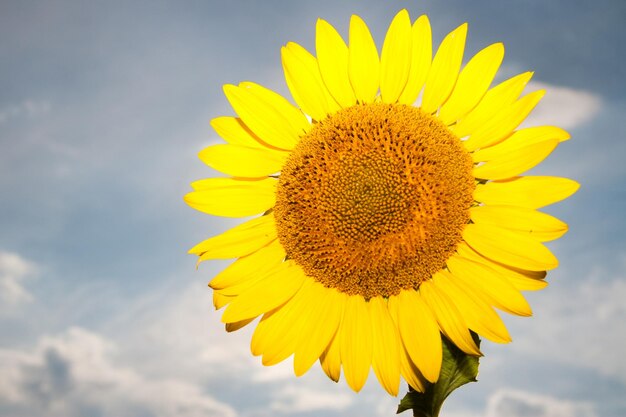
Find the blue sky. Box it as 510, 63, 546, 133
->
0, 1, 625, 416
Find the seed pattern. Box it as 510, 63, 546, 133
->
275, 103, 475, 298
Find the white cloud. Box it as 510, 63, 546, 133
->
510, 254, 626, 383
249, 360, 297, 383
373, 392, 403, 417
485, 389, 597, 417
0, 251, 36, 309
269, 385, 353, 413
0, 327, 236, 417
117, 280, 259, 381
523, 82, 602, 130
440, 411, 481, 417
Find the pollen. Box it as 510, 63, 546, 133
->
274, 103, 475, 299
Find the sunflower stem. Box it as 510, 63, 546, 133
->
397, 334, 480, 416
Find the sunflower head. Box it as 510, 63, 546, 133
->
275, 103, 476, 300
185, 9, 579, 396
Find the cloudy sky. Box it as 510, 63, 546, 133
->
1, 1, 625, 416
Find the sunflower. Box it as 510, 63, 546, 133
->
184, 10, 578, 396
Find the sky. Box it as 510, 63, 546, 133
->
0, 0, 625, 416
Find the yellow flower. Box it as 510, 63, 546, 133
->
184, 10, 578, 396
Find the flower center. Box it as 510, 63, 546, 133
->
274, 103, 475, 299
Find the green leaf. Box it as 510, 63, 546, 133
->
397, 333, 480, 417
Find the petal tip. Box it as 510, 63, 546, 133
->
222, 84, 236, 95
416, 14, 430, 24
395, 8, 410, 20
561, 130, 572, 141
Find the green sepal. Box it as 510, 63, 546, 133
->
397, 333, 480, 417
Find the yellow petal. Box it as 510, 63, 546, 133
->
240, 81, 311, 137
316, 19, 357, 108
261, 280, 318, 366
447, 253, 533, 316
433, 271, 511, 343
398, 15, 432, 105
225, 317, 255, 333
369, 297, 401, 396
189, 178, 218, 191
340, 295, 372, 392
380, 9, 412, 103
320, 321, 343, 382
250, 315, 271, 357
453, 71, 533, 138
282, 42, 341, 121
199, 144, 288, 178
421, 23, 467, 113
213, 291, 233, 310
293, 285, 343, 376
400, 344, 427, 392
419, 278, 481, 356
250, 279, 312, 357
439, 43, 504, 124
456, 242, 547, 291
472, 126, 571, 162
184, 177, 276, 218
221, 261, 306, 323
500, 269, 548, 291
464, 89, 546, 150
463, 223, 558, 271
223, 83, 305, 150
392, 290, 442, 383
473, 138, 558, 180
470, 205, 568, 242
209, 240, 284, 291
210, 116, 264, 148
348, 15, 379, 103
387, 295, 428, 391
474, 176, 580, 209
190, 214, 276, 260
